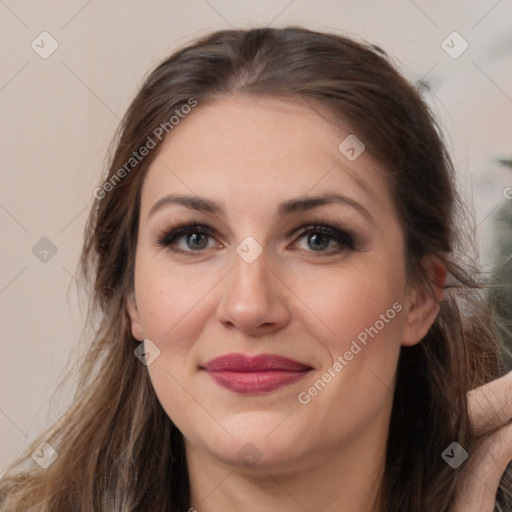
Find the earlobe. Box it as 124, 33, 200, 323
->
126, 292, 144, 341
401, 255, 447, 347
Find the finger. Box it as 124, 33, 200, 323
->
468, 370, 512, 436
452, 421, 512, 512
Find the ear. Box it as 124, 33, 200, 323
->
401, 254, 447, 347
126, 291, 144, 341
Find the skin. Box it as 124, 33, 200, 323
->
456, 372, 512, 511
127, 95, 446, 512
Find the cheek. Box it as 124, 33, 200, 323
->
289, 256, 407, 363
136, 261, 214, 435
134, 258, 221, 358
289, 265, 405, 440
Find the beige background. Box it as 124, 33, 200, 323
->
1, 0, 511, 472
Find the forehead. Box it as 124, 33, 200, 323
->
140, 95, 396, 221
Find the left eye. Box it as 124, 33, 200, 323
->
293, 225, 355, 253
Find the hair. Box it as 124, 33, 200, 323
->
1, 26, 511, 512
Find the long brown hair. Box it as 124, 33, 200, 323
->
1, 26, 510, 511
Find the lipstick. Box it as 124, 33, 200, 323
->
202, 353, 312, 394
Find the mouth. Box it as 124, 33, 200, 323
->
201, 353, 313, 394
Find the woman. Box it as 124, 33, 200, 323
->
1, 26, 511, 512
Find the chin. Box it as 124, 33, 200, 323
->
190, 412, 311, 469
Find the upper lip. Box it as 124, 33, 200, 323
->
202, 353, 312, 372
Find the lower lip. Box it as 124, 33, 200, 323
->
204, 369, 310, 394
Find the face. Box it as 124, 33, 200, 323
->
127, 95, 439, 473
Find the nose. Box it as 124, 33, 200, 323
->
215, 249, 291, 336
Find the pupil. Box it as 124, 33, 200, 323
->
187, 233, 207, 249
309, 233, 329, 251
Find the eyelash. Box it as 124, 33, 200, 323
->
155, 219, 358, 256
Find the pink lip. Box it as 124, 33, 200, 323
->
201, 353, 312, 394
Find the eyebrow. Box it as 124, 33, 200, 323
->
148, 193, 373, 222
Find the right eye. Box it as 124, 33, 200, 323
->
156, 222, 221, 255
